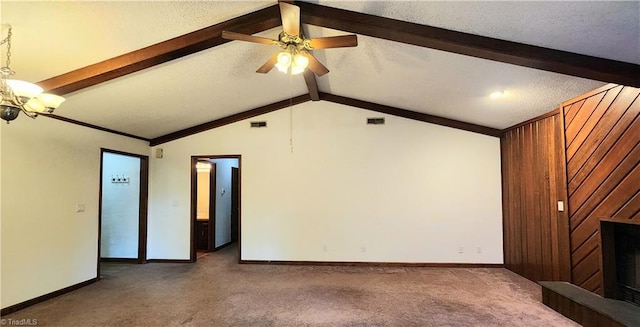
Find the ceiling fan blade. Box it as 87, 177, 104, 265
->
280, 2, 300, 36
256, 53, 279, 74
222, 31, 278, 45
303, 52, 330, 76
308, 35, 358, 49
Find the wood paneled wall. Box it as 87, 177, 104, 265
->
563, 85, 640, 295
501, 113, 572, 282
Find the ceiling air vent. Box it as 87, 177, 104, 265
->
250, 121, 267, 128
367, 117, 385, 125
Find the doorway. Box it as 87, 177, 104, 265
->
190, 155, 241, 262
98, 149, 149, 278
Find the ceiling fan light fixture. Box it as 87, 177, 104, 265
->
277, 51, 292, 66
221, 2, 357, 77
276, 64, 288, 74
275, 50, 292, 73
293, 53, 309, 70
290, 64, 305, 75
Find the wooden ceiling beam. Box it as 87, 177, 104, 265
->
296, 2, 640, 87
150, 94, 311, 146
150, 92, 499, 146
44, 114, 149, 142
38, 5, 282, 95
319, 93, 502, 137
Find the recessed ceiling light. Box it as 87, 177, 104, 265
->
490, 91, 506, 99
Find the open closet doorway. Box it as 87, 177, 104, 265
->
190, 155, 241, 262
98, 149, 149, 278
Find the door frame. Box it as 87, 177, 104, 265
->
208, 162, 217, 251
231, 167, 239, 243
98, 148, 149, 279
190, 155, 241, 262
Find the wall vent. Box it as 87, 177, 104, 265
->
367, 117, 385, 125
250, 121, 267, 128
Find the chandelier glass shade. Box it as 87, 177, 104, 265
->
1, 25, 65, 123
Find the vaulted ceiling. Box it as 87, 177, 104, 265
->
2, 1, 639, 143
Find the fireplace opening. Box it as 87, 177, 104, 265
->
601, 220, 640, 306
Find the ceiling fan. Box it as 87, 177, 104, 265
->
222, 2, 358, 76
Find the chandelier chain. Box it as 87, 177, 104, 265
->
1, 26, 12, 68
0, 24, 67, 124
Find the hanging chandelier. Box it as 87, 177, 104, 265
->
1, 25, 65, 124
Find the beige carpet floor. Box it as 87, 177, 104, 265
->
3, 245, 578, 326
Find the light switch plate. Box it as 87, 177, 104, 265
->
557, 201, 564, 212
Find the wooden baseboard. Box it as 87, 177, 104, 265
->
100, 258, 138, 263
1, 278, 97, 316
239, 260, 503, 268
213, 241, 233, 252
146, 259, 192, 263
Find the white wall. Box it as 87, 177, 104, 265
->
211, 158, 238, 247
148, 101, 503, 263
100, 152, 141, 259
0, 121, 4, 300
1, 117, 149, 309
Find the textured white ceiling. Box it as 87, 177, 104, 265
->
2, 1, 636, 139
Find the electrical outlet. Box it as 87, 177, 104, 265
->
458, 247, 464, 254
361, 247, 367, 253
323, 245, 327, 252
476, 247, 482, 254
76, 204, 85, 213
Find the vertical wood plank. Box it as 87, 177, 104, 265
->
524, 123, 538, 280
501, 111, 570, 282
557, 108, 573, 282
548, 115, 561, 280
501, 135, 511, 269
539, 118, 553, 281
